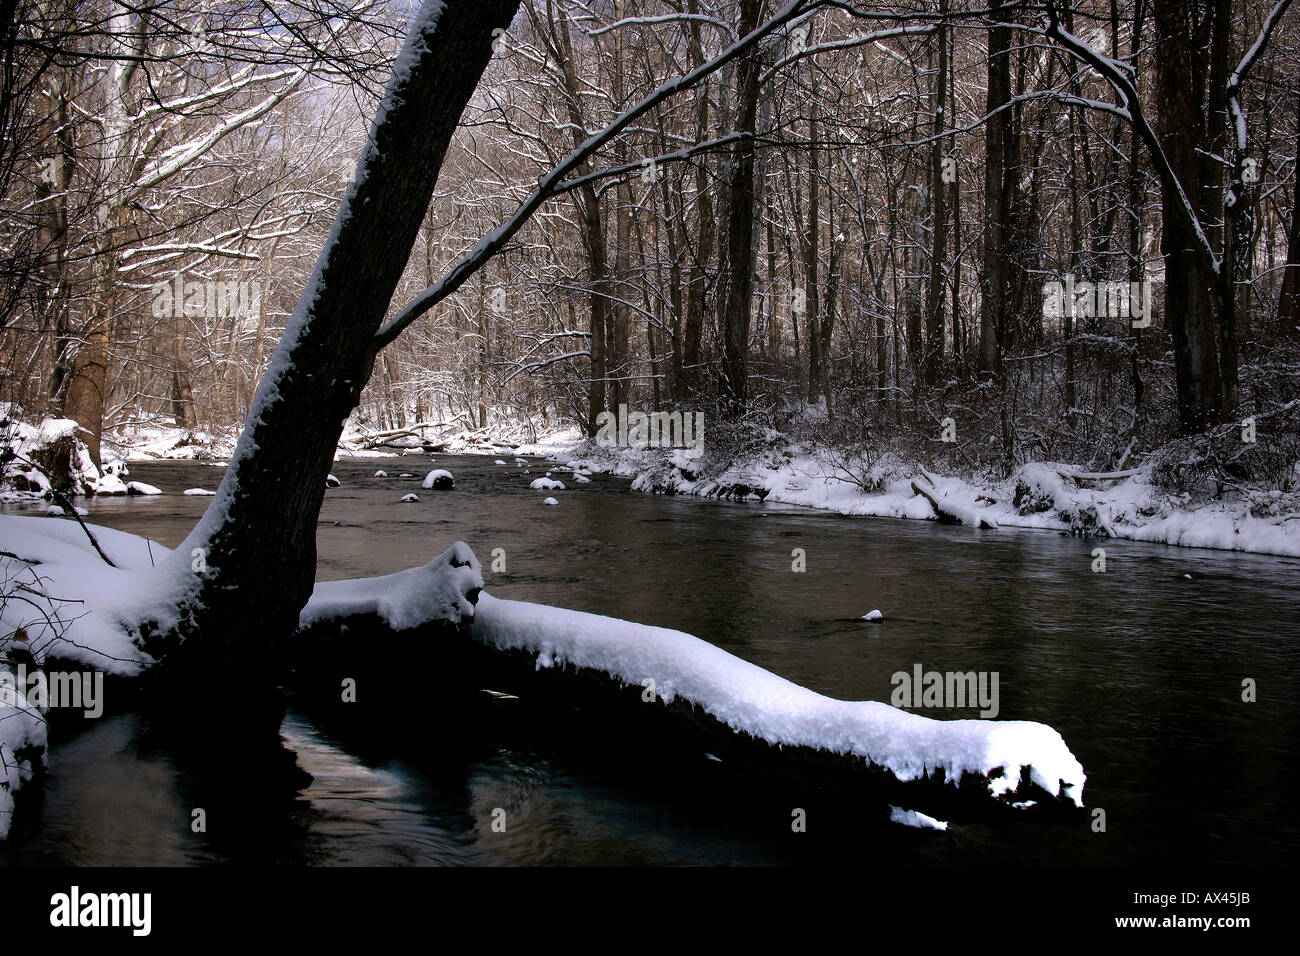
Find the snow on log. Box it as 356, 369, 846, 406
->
464, 594, 1085, 819
911, 479, 996, 529
298, 542, 482, 633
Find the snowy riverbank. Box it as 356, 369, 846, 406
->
7, 412, 1297, 558
509, 430, 1300, 559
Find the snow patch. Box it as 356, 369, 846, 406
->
889, 806, 948, 830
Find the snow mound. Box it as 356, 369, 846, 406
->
183, 488, 216, 496
542, 497, 559, 506
495, 460, 507, 466
91, 474, 128, 495
326, 474, 341, 488
127, 481, 161, 496
0, 516, 173, 675
862, 609, 883, 622
374, 470, 388, 478
401, 493, 419, 502
468, 595, 1085, 809
530, 477, 565, 491
300, 542, 482, 632
422, 469, 454, 490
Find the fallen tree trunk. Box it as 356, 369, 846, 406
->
452, 595, 1085, 824
911, 479, 997, 529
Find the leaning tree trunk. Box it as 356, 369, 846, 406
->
142, 0, 521, 667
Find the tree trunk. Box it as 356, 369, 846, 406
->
145, 0, 521, 665
1280, 91, 1300, 335
804, 110, 822, 402
719, 0, 761, 412
980, 0, 1013, 378
923, 5, 949, 387
1153, 0, 1227, 434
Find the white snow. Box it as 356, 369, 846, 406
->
421, 469, 454, 489
374, 470, 388, 478
299, 541, 482, 633
542, 497, 559, 505
0, 677, 46, 841
551, 439, 1300, 558
495, 460, 507, 465
862, 609, 884, 622
889, 806, 948, 830
126, 481, 161, 496
401, 493, 419, 502
91, 474, 129, 496
44, 505, 88, 517
183, 488, 216, 496
530, 477, 565, 491
468, 594, 1085, 808
0, 516, 175, 676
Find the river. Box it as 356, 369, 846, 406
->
3, 453, 1297, 866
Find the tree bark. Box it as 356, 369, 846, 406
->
719, 0, 762, 411
1153, 0, 1227, 433
923, 5, 949, 387
145, 0, 521, 665
1280, 91, 1300, 334
979, 0, 1014, 378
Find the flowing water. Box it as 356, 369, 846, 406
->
3, 453, 1297, 866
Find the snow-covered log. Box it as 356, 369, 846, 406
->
454, 595, 1084, 822
911, 479, 996, 529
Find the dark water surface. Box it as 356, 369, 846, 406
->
3, 453, 1297, 865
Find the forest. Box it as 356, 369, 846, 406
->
0, 0, 1297, 901
2, 0, 1296, 491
